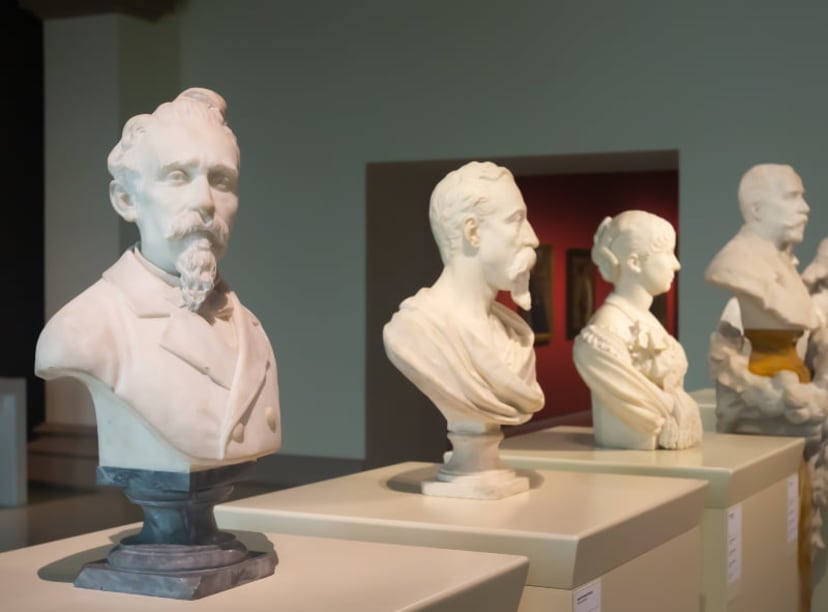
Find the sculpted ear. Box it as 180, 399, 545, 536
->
110, 180, 137, 223
627, 253, 642, 274
463, 217, 480, 249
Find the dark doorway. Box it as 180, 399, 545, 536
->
3, 2, 44, 437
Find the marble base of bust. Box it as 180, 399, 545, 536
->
422, 424, 529, 499
75, 550, 275, 600
422, 469, 529, 500
592, 400, 657, 450
74, 462, 276, 599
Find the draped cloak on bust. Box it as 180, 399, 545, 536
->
383, 288, 544, 426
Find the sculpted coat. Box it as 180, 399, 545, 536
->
705, 226, 821, 330
36, 248, 281, 469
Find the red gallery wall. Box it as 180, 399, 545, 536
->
508, 170, 679, 421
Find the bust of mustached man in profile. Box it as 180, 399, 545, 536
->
35, 88, 281, 473
383, 161, 544, 499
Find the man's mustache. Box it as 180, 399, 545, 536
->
508, 246, 537, 281
165, 210, 229, 247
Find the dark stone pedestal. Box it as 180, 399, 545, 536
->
74, 462, 276, 599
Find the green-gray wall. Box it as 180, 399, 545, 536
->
159, 1, 827, 459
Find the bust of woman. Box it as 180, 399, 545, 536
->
573, 210, 702, 450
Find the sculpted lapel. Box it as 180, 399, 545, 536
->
108, 250, 243, 393
160, 308, 237, 390
104, 249, 271, 456
219, 291, 269, 449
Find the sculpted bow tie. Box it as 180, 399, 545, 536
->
196, 289, 234, 321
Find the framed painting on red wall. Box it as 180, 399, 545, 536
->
521, 244, 552, 345
566, 249, 596, 339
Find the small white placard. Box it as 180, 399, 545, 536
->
573, 579, 601, 612
787, 473, 799, 543
727, 503, 742, 585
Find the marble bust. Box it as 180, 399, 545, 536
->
706, 164, 825, 438
35, 88, 281, 473
706, 163, 828, 549
383, 161, 544, 499
573, 210, 702, 450
706, 164, 820, 333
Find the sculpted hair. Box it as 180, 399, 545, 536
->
737, 163, 797, 223
591, 210, 675, 283
429, 161, 514, 263
107, 87, 239, 186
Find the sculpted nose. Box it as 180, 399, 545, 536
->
190, 176, 215, 219
524, 221, 539, 248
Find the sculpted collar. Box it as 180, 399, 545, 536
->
134, 246, 181, 289
105, 246, 232, 319
101, 247, 249, 391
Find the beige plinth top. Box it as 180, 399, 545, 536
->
216, 461, 706, 589
499, 427, 804, 507
0, 524, 528, 612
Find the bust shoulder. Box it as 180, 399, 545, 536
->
705, 227, 778, 294
588, 299, 638, 339
35, 279, 123, 385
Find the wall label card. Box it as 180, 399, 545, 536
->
573, 579, 601, 612
727, 503, 742, 586
787, 473, 799, 544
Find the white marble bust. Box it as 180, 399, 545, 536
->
573, 210, 702, 450
35, 88, 281, 473
383, 161, 544, 498
706, 163, 820, 331
706, 163, 828, 549
706, 164, 826, 436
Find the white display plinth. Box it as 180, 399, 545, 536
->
216, 462, 707, 612
0, 524, 528, 611
497, 427, 804, 612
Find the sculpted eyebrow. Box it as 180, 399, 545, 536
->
211, 164, 239, 179
158, 160, 198, 175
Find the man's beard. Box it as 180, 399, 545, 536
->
165, 211, 230, 312
508, 247, 536, 311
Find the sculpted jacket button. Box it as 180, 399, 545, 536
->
231, 423, 245, 443
265, 407, 277, 431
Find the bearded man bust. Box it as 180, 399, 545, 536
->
706, 163, 828, 550
35, 88, 281, 474
383, 161, 544, 499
